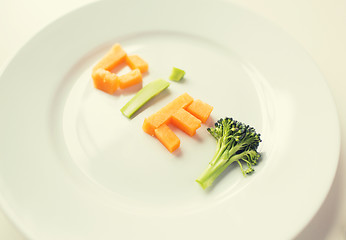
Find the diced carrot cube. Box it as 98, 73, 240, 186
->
126, 55, 149, 73
92, 69, 118, 94
118, 69, 142, 89
92, 44, 127, 73
171, 108, 201, 136
154, 124, 180, 152
186, 99, 213, 123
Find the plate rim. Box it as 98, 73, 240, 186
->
0, 0, 341, 239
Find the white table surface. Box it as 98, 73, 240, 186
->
1, 0, 345, 239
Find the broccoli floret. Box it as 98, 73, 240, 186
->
196, 117, 261, 189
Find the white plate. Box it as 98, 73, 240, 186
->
0, 0, 340, 239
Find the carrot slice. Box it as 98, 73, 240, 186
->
92, 44, 127, 74
186, 99, 213, 123
171, 108, 201, 136
142, 93, 194, 136
92, 69, 118, 94
126, 55, 149, 73
154, 124, 180, 152
118, 69, 142, 89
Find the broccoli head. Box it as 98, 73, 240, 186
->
196, 117, 261, 189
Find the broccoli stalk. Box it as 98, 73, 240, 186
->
196, 118, 261, 189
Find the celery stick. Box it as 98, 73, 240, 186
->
169, 67, 185, 81
121, 79, 170, 118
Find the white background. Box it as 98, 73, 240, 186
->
0, 0, 345, 239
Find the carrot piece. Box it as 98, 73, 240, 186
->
143, 115, 170, 136
92, 44, 127, 73
126, 55, 149, 73
171, 108, 201, 136
92, 69, 118, 94
142, 93, 194, 136
186, 99, 213, 123
154, 124, 180, 152
118, 69, 142, 89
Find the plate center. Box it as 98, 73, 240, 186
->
61, 32, 265, 213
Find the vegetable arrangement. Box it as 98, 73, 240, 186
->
91, 43, 261, 189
